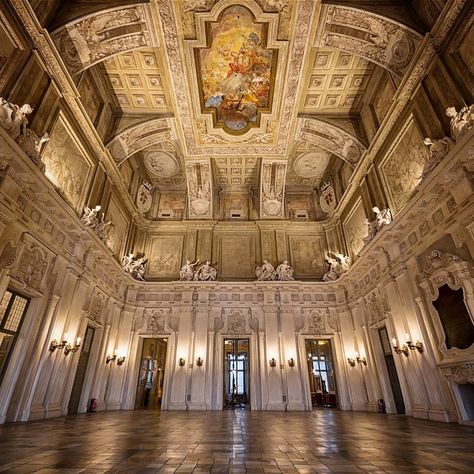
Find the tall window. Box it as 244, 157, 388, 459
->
0, 290, 30, 386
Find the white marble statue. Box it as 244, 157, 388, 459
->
179, 260, 199, 281
122, 253, 147, 281
193, 260, 217, 281
373, 206, 392, 230
364, 207, 392, 244
322, 255, 341, 282
95, 213, 111, 240
255, 260, 276, 281
421, 137, 452, 180
0, 98, 33, 140
322, 253, 351, 282
16, 130, 49, 168
81, 205, 101, 228
446, 105, 474, 142
275, 260, 295, 281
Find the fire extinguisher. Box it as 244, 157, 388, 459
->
89, 398, 97, 412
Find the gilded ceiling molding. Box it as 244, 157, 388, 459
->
156, 0, 315, 156
315, 5, 423, 74
296, 118, 366, 166
51, 4, 157, 76
106, 118, 176, 164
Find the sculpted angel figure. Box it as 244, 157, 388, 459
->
275, 260, 295, 281
255, 260, 275, 281
0, 98, 33, 139
421, 137, 452, 180
81, 205, 101, 228
132, 257, 147, 281
446, 105, 473, 142
194, 260, 217, 281
95, 213, 111, 240
179, 259, 199, 281
121, 253, 136, 273
322, 255, 341, 282
373, 206, 392, 231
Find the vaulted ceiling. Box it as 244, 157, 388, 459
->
49, 0, 431, 217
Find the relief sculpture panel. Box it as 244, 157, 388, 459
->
343, 199, 368, 258
288, 235, 324, 278
147, 235, 184, 279
381, 116, 429, 214
41, 116, 93, 211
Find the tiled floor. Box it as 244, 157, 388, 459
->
0, 410, 473, 473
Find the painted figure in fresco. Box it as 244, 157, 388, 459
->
199, 6, 274, 132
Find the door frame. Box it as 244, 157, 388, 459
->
133, 335, 172, 410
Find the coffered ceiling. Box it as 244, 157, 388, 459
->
50, 0, 425, 207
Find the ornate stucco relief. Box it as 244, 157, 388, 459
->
260, 159, 286, 219
380, 115, 429, 214
41, 115, 94, 212
52, 4, 156, 75
186, 159, 213, 219
106, 118, 175, 164
316, 5, 422, 74
296, 118, 366, 166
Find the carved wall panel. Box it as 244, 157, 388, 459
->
343, 198, 368, 258
12, 233, 56, 294
105, 196, 129, 257
51, 5, 154, 75
186, 159, 213, 219
380, 116, 429, 214
157, 191, 186, 220
288, 235, 324, 278
303, 308, 339, 335
41, 115, 94, 212
216, 234, 256, 280
77, 71, 103, 124
147, 234, 184, 279
260, 159, 286, 219
221, 192, 249, 220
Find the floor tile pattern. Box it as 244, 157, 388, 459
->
0, 410, 473, 473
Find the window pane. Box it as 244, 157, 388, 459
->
0, 332, 15, 378
0, 291, 12, 324
4, 296, 28, 332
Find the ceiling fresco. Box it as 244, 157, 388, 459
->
195, 5, 277, 134
49, 0, 429, 215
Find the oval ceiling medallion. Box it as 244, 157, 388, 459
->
144, 151, 179, 177
293, 150, 330, 178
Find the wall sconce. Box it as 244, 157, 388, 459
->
269, 358, 277, 368
50, 333, 81, 355
347, 357, 356, 367
117, 356, 126, 366
196, 357, 203, 367
64, 337, 81, 356
288, 358, 295, 367
178, 357, 186, 367
106, 354, 116, 364
405, 334, 424, 353
356, 352, 367, 366
392, 338, 409, 357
